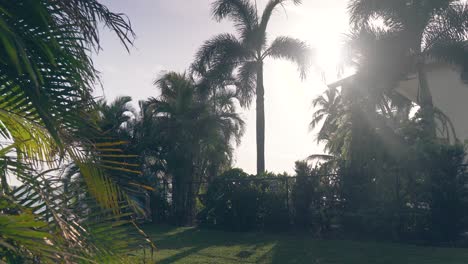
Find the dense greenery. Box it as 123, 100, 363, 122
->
198, 169, 290, 232
196, 142, 467, 244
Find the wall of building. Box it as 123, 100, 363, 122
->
396, 64, 468, 143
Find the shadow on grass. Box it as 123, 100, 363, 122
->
156, 246, 202, 264
145, 225, 275, 263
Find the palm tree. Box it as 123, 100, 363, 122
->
147, 72, 244, 225
96, 96, 136, 139
348, 0, 468, 137
310, 87, 343, 145
309, 87, 354, 159
193, 0, 312, 174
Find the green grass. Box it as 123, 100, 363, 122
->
133, 225, 468, 264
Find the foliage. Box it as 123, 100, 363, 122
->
399, 124, 468, 242
199, 168, 261, 231
257, 172, 290, 232
291, 161, 320, 230
0, 197, 57, 264
199, 169, 291, 232
2, 167, 153, 263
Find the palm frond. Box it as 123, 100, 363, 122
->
307, 154, 336, 162
423, 2, 468, 50
348, 0, 407, 28
427, 40, 468, 82
422, 2, 468, 81
434, 107, 458, 143
7, 164, 154, 263
0, 196, 66, 263
259, 0, 302, 34
235, 61, 257, 107
343, 27, 411, 93
52, 0, 135, 51
193, 33, 249, 75
97, 96, 135, 134
310, 112, 326, 129
0, 109, 57, 165
211, 0, 258, 37
266, 36, 312, 79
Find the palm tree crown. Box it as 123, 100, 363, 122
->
310, 87, 343, 145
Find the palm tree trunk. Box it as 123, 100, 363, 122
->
256, 62, 265, 175
417, 61, 436, 138
170, 156, 192, 226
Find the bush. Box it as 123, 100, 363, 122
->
258, 172, 290, 231
340, 140, 467, 243
292, 161, 317, 229
424, 142, 466, 242
198, 169, 291, 232
291, 161, 337, 234
198, 169, 261, 231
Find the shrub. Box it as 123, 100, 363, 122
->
258, 172, 290, 231
199, 169, 291, 232
198, 169, 262, 231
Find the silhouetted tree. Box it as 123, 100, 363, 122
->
193, 0, 312, 174
146, 72, 244, 225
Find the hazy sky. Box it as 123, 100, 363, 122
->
93, 0, 350, 174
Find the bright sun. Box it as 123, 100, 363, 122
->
292, 4, 349, 82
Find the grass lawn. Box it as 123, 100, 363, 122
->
132, 225, 468, 264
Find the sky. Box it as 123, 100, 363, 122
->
92, 0, 350, 174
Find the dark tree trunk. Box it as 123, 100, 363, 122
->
417, 61, 436, 138
171, 156, 195, 226
185, 178, 196, 226
171, 170, 185, 226
256, 61, 265, 175
0, 168, 9, 195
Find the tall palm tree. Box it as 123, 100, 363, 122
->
348, 0, 468, 137
193, 0, 312, 174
